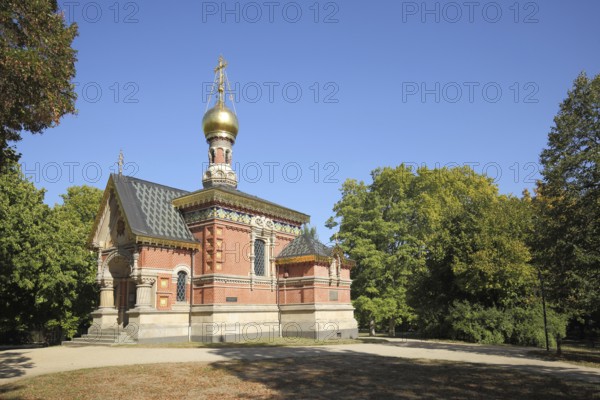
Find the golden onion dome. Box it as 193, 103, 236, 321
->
202, 102, 239, 140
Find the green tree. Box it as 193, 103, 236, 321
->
301, 224, 318, 239
0, 162, 51, 342
328, 166, 422, 336
46, 185, 103, 338
0, 163, 102, 343
409, 168, 536, 338
534, 72, 600, 345
330, 165, 541, 343
0, 0, 78, 167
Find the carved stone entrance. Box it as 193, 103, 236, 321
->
115, 278, 136, 327
93, 249, 137, 329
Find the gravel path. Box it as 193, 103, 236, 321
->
1, 339, 598, 385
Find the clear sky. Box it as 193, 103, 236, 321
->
17, 0, 600, 241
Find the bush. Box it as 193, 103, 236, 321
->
447, 301, 512, 344
446, 301, 567, 347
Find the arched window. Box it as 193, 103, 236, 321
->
254, 239, 266, 276
176, 271, 187, 302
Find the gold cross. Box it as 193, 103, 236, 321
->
214, 55, 227, 103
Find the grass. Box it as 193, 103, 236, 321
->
529, 344, 600, 369
1, 355, 598, 400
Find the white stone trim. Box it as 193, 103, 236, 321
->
279, 304, 356, 312
194, 274, 273, 286
192, 304, 280, 313
172, 264, 191, 304
172, 264, 191, 281
250, 216, 275, 279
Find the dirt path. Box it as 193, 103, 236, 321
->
1, 339, 598, 385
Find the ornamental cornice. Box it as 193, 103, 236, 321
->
172, 187, 310, 225
135, 235, 200, 250
183, 206, 302, 235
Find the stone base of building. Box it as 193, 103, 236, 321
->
87, 304, 358, 344
90, 308, 119, 328
280, 304, 359, 340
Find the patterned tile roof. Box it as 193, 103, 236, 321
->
112, 174, 195, 243
277, 234, 333, 259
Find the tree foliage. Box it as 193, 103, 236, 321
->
0, 0, 78, 167
328, 166, 421, 336
0, 163, 102, 343
0, 162, 51, 342
330, 165, 544, 343
46, 185, 103, 337
535, 72, 600, 317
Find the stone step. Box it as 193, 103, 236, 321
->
62, 329, 137, 346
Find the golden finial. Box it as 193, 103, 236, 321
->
213, 55, 228, 107
118, 149, 124, 176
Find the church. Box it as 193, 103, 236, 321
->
80, 57, 358, 343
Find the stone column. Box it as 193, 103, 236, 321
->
249, 232, 256, 290
95, 249, 103, 282
99, 280, 115, 309
134, 277, 155, 309
270, 233, 276, 290
131, 250, 139, 277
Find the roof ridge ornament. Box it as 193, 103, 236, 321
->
118, 149, 124, 176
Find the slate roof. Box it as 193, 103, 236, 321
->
277, 234, 333, 259
111, 174, 195, 243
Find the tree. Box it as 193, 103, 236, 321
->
0, 0, 78, 168
328, 166, 423, 336
534, 72, 600, 345
0, 161, 51, 342
0, 162, 102, 343
46, 185, 103, 338
301, 224, 318, 239
330, 165, 543, 343
408, 168, 536, 339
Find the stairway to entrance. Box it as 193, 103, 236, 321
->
62, 327, 137, 346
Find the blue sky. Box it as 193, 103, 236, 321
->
17, 0, 600, 241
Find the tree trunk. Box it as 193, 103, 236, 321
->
388, 319, 395, 338
556, 334, 562, 356
369, 318, 375, 337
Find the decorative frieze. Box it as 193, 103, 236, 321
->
184, 206, 301, 235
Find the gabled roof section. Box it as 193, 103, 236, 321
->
111, 174, 195, 242
89, 174, 198, 249
276, 234, 355, 267
278, 234, 333, 259
172, 185, 310, 225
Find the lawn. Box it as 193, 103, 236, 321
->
1, 354, 598, 400
529, 344, 600, 369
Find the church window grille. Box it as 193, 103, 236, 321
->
254, 239, 266, 276
176, 271, 187, 301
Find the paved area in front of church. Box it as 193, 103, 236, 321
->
1, 339, 599, 385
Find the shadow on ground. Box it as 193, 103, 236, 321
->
0, 347, 598, 399
0, 351, 34, 398
206, 348, 600, 399
370, 338, 541, 358
0, 352, 34, 380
